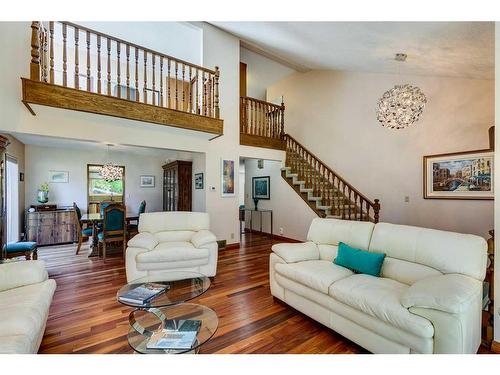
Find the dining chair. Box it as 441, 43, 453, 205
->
98, 203, 127, 262
127, 200, 146, 238
74, 202, 92, 255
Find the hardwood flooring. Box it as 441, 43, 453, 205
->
36, 233, 492, 354
38, 233, 366, 354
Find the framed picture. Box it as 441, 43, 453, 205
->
221, 159, 235, 197
423, 149, 493, 200
49, 170, 69, 183
140, 175, 155, 188
195, 173, 204, 189
252, 176, 270, 200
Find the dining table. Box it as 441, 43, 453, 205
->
81, 212, 139, 258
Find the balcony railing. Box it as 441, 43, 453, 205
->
23, 21, 222, 135
239, 96, 285, 150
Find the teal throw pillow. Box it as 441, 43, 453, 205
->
334, 242, 385, 277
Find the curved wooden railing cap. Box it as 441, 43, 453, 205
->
284, 133, 380, 223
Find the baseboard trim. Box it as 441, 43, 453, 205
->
491, 340, 500, 353
243, 229, 301, 243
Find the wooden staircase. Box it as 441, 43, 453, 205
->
281, 134, 380, 222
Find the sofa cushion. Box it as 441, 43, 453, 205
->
329, 274, 434, 338
318, 244, 338, 262
275, 260, 354, 294
307, 218, 375, 250
155, 231, 196, 243
139, 212, 210, 233
272, 242, 319, 263
0, 334, 33, 354
137, 246, 208, 264
334, 242, 385, 277
369, 223, 487, 281
381, 257, 442, 285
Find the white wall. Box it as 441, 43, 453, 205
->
493, 21, 499, 344
268, 70, 494, 238
244, 158, 316, 240
240, 47, 296, 101
24, 145, 169, 213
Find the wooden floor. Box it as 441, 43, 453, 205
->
38, 233, 367, 354
37, 233, 492, 354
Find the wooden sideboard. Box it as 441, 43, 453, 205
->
26, 209, 77, 246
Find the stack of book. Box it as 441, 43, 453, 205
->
147, 320, 202, 350
118, 282, 169, 305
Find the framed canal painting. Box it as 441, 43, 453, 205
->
252, 176, 270, 200
221, 159, 235, 197
423, 149, 493, 200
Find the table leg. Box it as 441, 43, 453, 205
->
88, 221, 99, 258
260, 211, 263, 233
270, 211, 273, 241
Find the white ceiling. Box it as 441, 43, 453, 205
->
212, 22, 494, 79
12, 133, 199, 160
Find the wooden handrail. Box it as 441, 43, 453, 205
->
284, 133, 380, 222
240, 96, 285, 140
29, 21, 220, 119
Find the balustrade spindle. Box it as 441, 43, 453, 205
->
107, 38, 111, 95
126, 44, 130, 100
62, 23, 67, 86
160, 57, 164, 107
135, 47, 139, 102
175, 61, 179, 110
86, 31, 91, 91
116, 41, 121, 98
49, 22, 54, 83
97, 35, 101, 94
74, 27, 79, 89
214, 66, 220, 119
188, 66, 192, 112
167, 59, 171, 108
143, 52, 147, 104
181, 64, 185, 111
195, 68, 198, 114
41, 29, 48, 82
202, 71, 207, 116
152, 54, 156, 105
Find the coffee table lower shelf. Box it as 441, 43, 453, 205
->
127, 303, 218, 354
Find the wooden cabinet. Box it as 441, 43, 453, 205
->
162, 160, 192, 211
26, 209, 77, 246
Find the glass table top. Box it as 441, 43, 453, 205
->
127, 303, 218, 354
116, 271, 211, 308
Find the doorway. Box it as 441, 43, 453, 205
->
6, 155, 19, 244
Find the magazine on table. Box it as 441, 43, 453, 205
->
146, 319, 202, 350
118, 282, 169, 305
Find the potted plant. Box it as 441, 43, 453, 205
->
37, 182, 49, 203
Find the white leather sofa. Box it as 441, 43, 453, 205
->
126, 212, 218, 282
0, 260, 56, 353
270, 218, 487, 354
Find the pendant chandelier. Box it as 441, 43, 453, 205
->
100, 144, 123, 182
376, 53, 427, 129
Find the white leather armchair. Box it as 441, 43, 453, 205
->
0, 260, 56, 353
125, 212, 218, 282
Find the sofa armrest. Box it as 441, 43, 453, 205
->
127, 232, 159, 251
401, 274, 482, 314
0, 260, 48, 292
271, 241, 319, 263
191, 230, 217, 248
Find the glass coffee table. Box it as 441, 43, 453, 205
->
117, 271, 218, 354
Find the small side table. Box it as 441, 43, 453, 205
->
241, 208, 273, 239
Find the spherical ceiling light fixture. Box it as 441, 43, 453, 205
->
100, 144, 123, 182
376, 53, 427, 129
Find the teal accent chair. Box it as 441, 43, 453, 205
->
74, 202, 92, 255
127, 200, 146, 238
98, 204, 126, 262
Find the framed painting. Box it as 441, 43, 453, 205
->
252, 176, 270, 200
423, 149, 493, 200
49, 170, 69, 183
140, 175, 155, 188
221, 159, 235, 197
195, 173, 204, 189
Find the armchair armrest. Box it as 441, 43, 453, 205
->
401, 274, 482, 314
191, 230, 217, 248
271, 241, 320, 263
0, 260, 48, 292
127, 232, 159, 251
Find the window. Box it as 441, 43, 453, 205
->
87, 164, 125, 213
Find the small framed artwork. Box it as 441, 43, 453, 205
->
423, 149, 493, 200
195, 173, 204, 189
252, 176, 270, 200
49, 170, 69, 183
140, 175, 155, 188
221, 159, 235, 197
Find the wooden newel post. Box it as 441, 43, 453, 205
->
280, 98, 285, 140
214, 66, 220, 119
373, 199, 380, 223
30, 21, 41, 81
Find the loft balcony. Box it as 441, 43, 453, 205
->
22, 21, 223, 138
239, 96, 285, 150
